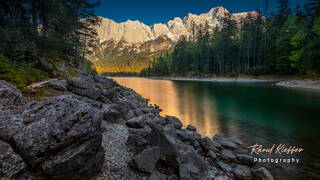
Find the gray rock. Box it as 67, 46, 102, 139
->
67, 76, 115, 103
0, 80, 23, 107
126, 116, 146, 128
133, 146, 161, 173
186, 124, 197, 132
176, 129, 201, 143
228, 137, 245, 146
221, 149, 237, 162
253, 167, 274, 180
221, 140, 242, 150
103, 108, 122, 122
149, 127, 178, 159
199, 137, 219, 152
127, 124, 209, 179
213, 134, 244, 150
162, 123, 177, 138
217, 161, 232, 172
49, 79, 67, 91
149, 170, 167, 180
1, 94, 104, 179
236, 154, 254, 165
208, 150, 217, 159
211, 139, 222, 149
165, 116, 183, 129
103, 103, 129, 122
178, 150, 208, 180
0, 140, 27, 178
232, 165, 253, 180
234, 149, 250, 154
127, 127, 152, 153
215, 175, 230, 180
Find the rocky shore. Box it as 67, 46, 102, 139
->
0, 72, 273, 180
276, 79, 320, 90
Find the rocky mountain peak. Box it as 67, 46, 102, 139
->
208, 6, 230, 17
90, 7, 259, 74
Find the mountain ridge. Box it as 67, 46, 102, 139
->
89, 6, 258, 74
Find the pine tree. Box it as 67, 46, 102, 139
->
276, 0, 292, 28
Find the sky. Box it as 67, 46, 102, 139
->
95, 0, 309, 25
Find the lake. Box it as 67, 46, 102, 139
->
112, 77, 320, 179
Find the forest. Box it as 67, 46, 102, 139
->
0, 0, 100, 88
141, 0, 320, 77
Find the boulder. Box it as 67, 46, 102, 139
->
253, 167, 274, 180
221, 149, 238, 162
213, 135, 244, 150
215, 175, 230, 180
127, 123, 210, 179
176, 129, 201, 143
236, 154, 254, 165
103, 103, 128, 122
228, 137, 245, 146
149, 170, 167, 180
211, 139, 223, 149
0, 94, 104, 179
148, 127, 178, 159
49, 80, 67, 91
165, 116, 183, 129
186, 124, 197, 132
208, 150, 217, 159
0, 80, 24, 107
232, 165, 253, 180
0, 140, 27, 178
127, 127, 152, 153
162, 123, 177, 138
199, 137, 219, 152
178, 150, 208, 180
126, 116, 146, 128
217, 161, 232, 172
133, 146, 161, 173
66, 76, 115, 103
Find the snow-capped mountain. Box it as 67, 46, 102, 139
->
89, 7, 257, 74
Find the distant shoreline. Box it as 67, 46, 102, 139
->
150, 77, 277, 83
111, 76, 320, 91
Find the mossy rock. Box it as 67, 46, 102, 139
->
0, 55, 48, 89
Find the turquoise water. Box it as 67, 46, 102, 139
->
112, 77, 320, 179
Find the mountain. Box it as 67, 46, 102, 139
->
88, 7, 257, 74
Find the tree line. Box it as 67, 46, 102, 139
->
141, 0, 320, 77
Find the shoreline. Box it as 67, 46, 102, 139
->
150, 77, 277, 83
0, 74, 275, 179
275, 79, 320, 91
112, 76, 320, 91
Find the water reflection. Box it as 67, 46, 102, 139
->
113, 77, 219, 136
112, 77, 320, 179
